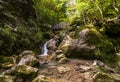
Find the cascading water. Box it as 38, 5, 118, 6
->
42, 41, 48, 56
40, 39, 52, 56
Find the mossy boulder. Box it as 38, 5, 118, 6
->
17, 50, 39, 66
0, 56, 17, 68
18, 55, 39, 66
58, 25, 115, 61
70, 25, 115, 60
0, 75, 15, 82
93, 72, 114, 82
3, 65, 38, 78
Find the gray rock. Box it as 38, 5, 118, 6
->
57, 66, 71, 74
18, 55, 38, 66
67, 25, 114, 59
19, 50, 35, 56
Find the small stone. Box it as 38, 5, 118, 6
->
57, 66, 71, 74
57, 54, 65, 59
79, 66, 91, 72
38, 55, 53, 64
55, 50, 63, 54
58, 57, 68, 64
93, 60, 97, 66
97, 61, 105, 67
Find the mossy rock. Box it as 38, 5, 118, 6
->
3, 65, 38, 78
0, 56, 16, 68
32, 75, 57, 82
0, 75, 15, 82
57, 35, 73, 54
61, 25, 115, 62
94, 72, 114, 82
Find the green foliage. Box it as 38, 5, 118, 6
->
0, 25, 43, 55
66, 0, 120, 25
33, 0, 67, 24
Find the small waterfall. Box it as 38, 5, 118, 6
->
42, 41, 48, 55
40, 39, 52, 56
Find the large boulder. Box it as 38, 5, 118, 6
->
58, 35, 73, 54
17, 50, 39, 67
46, 36, 59, 55
3, 65, 38, 78
18, 55, 39, 66
0, 75, 15, 82
58, 25, 115, 60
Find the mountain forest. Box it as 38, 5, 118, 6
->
0, 0, 120, 82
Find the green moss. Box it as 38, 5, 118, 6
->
74, 24, 99, 39
0, 56, 13, 64
97, 66, 110, 73
95, 73, 113, 80
67, 24, 116, 64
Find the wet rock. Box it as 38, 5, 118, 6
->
57, 66, 71, 74
0, 75, 15, 82
32, 75, 57, 82
18, 55, 38, 66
